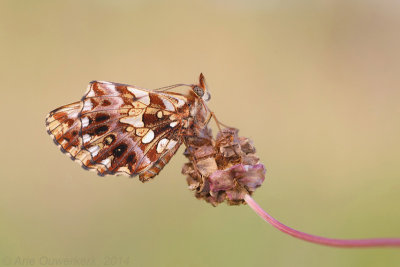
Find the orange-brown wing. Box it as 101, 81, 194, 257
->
46, 80, 188, 179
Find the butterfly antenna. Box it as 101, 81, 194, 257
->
153, 83, 193, 92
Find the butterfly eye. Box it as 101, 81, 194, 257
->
193, 86, 204, 97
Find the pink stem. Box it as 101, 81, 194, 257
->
244, 194, 400, 248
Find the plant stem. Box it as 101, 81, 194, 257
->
244, 194, 400, 248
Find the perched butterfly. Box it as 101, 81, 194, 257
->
46, 74, 212, 182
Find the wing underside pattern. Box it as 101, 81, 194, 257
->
46, 81, 189, 180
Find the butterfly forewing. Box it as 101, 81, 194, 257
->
46, 80, 190, 179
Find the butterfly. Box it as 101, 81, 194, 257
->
46, 74, 212, 182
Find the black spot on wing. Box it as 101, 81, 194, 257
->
95, 113, 110, 122
113, 143, 127, 158
126, 154, 136, 164
95, 125, 109, 135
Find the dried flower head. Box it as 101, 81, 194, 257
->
182, 127, 266, 206
182, 126, 400, 248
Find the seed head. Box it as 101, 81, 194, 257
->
182, 127, 266, 206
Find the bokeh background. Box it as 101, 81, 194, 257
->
1, 1, 400, 266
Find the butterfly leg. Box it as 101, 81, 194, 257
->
202, 111, 232, 132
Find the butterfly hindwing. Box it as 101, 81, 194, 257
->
46, 80, 190, 179
46, 101, 84, 157
138, 137, 182, 181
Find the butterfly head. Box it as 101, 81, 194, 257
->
192, 73, 211, 102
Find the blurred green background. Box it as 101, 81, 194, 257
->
1, 1, 399, 266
